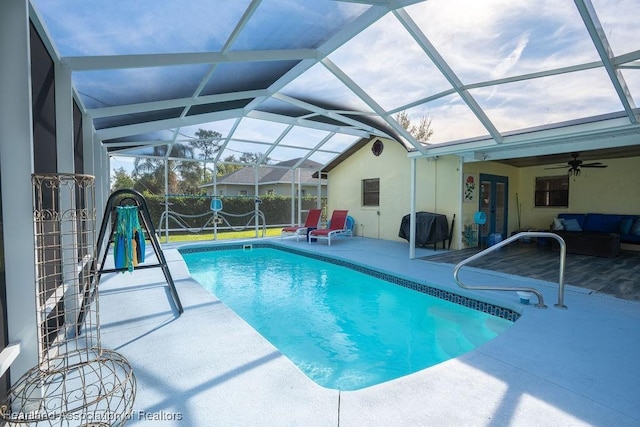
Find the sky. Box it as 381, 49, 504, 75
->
31, 0, 640, 178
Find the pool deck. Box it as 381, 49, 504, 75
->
97, 236, 640, 426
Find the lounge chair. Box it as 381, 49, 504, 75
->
281, 208, 322, 241
309, 210, 352, 245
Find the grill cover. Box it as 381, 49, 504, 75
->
398, 211, 449, 247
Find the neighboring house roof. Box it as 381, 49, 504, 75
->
201, 158, 326, 188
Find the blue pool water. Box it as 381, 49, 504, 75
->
181, 246, 514, 390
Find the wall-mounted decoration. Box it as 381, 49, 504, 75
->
371, 139, 384, 156
463, 173, 477, 203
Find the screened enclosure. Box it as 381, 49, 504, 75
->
29, 0, 640, 236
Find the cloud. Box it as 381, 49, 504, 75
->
491, 32, 530, 80
329, 13, 453, 112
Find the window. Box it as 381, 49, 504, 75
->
362, 178, 379, 206
535, 176, 568, 207
266, 189, 274, 196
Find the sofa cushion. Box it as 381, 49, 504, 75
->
558, 213, 586, 229
583, 213, 623, 233
552, 218, 564, 230
563, 218, 582, 231
632, 218, 640, 235
620, 218, 634, 235
623, 233, 640, 244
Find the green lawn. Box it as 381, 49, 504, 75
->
157, 227, 282, 243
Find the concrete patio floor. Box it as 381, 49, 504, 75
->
97, 236, 640, 426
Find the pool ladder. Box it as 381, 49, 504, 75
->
453, 231, 567, 309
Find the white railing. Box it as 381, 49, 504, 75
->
453, 231, 568, 309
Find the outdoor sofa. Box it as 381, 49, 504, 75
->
550, 213, 640, 258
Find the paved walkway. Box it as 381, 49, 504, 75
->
97, 236, 640, 426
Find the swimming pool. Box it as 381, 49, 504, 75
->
180, 244, 516, 390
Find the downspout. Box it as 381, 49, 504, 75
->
290, 169, 295, 225
457, 156, 464, 250
297, 168, 302, 225
254, 166, 259, 238
409, 157, 417, 259
213, 163, 218, 240
164, 158, 169, 242
317, 169, 322, 210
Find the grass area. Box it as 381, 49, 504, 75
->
158, 227, 282, 243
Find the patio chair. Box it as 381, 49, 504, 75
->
281, 208, 322, 241
309, 209, 352, 245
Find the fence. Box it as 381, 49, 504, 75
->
147, 193, 325, 237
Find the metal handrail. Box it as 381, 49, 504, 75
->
453, 232, 567, 309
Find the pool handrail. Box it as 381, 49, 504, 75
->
453, 231, 567, 309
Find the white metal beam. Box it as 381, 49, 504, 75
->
292, 133, 338, 169
574, 0, 637, 123
62, 49, 318, 71
272, 93, 396, 137
394, 8, 504, 144
246, 110, 373, 137
237, 4, 390, 137
321, 57, 426, 153
416, 119, 640, 161
28, 1, 61, 62
96, 108, 246, 140
183, 0, 264, 120
257, 125, 294, 165
88, 90, 268, 119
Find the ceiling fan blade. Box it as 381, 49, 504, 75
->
544, 165, 571, 169
581, 164, 608, 168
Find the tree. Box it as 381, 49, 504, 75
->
214, 152, 271, 178
132, 150, 162, 177
132, 143, 198, 194
111, 167, 134, 191
239, 152, 270, 165
191, 129, 222, 181
215, 155, 241, 177
132, 147, 166, 194
133, 169, 164, 194
396, 110, 434, 142
128, 127, 271, 193
176, 160, 205, 194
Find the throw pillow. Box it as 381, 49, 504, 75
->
619, 218, 634, 235
631, 218, 640, 236
552, 218, 564, 230
563, 218, 582, 231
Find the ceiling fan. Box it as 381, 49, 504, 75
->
545, 152, 608, 176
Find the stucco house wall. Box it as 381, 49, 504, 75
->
327, 138, 461, 247
327, 137, 639, 251
460, 161, 521, 243
516, 155, 640, 230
